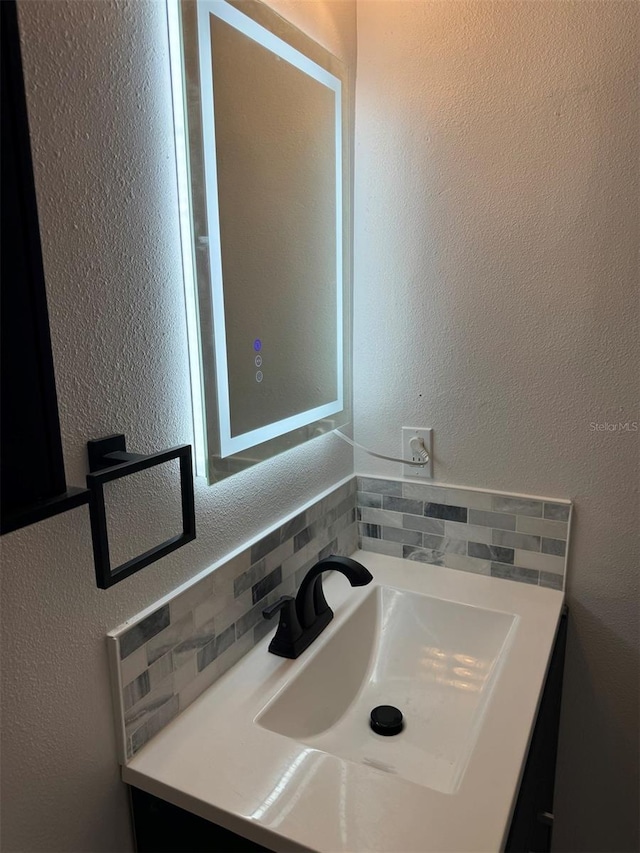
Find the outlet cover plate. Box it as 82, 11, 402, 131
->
402, 427, 433, 479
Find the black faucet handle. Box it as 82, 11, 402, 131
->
262, 595, 295, 620
262, 596, 304, 658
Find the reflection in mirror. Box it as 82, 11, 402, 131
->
169, 0, 351, 482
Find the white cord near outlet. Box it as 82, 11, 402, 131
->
335, 430, 430, 467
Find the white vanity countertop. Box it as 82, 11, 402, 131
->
122, 551, 564, 853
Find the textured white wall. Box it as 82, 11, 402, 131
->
0, 1, 355, 851
354, 1, 639, 851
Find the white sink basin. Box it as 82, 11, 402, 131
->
124, 552, 565, 853
256, 585, 517, 793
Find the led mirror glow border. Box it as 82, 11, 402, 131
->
167, 0, 207, 476
197, 0, 344, 459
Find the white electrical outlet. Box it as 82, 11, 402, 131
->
402, 427, 433, 478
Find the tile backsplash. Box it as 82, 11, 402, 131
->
108, 473, 571, 763
108, 478, 357, 761
356, 476, 571, 590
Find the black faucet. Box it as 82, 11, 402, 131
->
262, 556, 373, 659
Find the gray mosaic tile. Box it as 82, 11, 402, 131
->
540, 571, 563, 590
424, 503, 467, 522
279, 574, 296, 597
402, 483, 448, 502
211, 589, 252, 637
491, 496, 543, 517
444, 521, 491, 544
492, 530, 540, 553
233, 559, 266, 599
383, 526, 422, 546
197, 624, 236, 673
490, 563, 539, 585
125, 685, 175, 735
360, 537, 403, 558
321, 507, 338, 531
443, 488, 493, 511
333, 503, 356, 534
146, 611, 194, 666
468, 542, 514, 564
403, 514, 445, 535
401, 515, 445, 536
119, 606, 170, 660
443, 553, 491, 575
169, 576, 214, 625
306, 495, 328, 525
146, 694, 179, 737
337, 523, 358, 557
193, 597, 217, 630
252, 566, 282, 605
318, 538, 339, 561
251, 529, 282, 564
172, 617, 216, 666
212, 551, 249, 598
254, 615, 275, 645
123, 671, 150, 712
357, 477, 402, 496
147, 651, 174, 690
359, 522, 381, 539
438, 536, 467, 555
544, 502, 570, 521
130, 694, 179, 757
195, 631, 253, 701
515, 550, 564, 574
516, 516, 568, 540
177, 639, 236, 712
264, 538, 294, 573
359, 507, 404, 529
293, 526, 312, 552
468, 510, 516, 531
172, 656, 197, 694
281, 546, 314, 580
411, 533, 467, 555
542, 537, 566, 557
280, 511, 307, 542
335, 494, 357, 521
402, 546, 444, 565
383, 495, 423, 515
357, 491, 382, 508
236, 600, 270, 639
119, 644, 147, 688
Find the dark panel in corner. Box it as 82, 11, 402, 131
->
1, 0, 68, 518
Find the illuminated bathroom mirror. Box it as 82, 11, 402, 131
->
169, 0, 352, 482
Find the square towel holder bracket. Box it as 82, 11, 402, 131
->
86, 434, 196, 589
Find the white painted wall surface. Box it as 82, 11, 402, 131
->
354, 2, 639, 851
0, 2, 355, 851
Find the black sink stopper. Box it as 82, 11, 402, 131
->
370, 705, 404, 736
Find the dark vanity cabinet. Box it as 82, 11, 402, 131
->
130, 787, 274, 853
505, 608, 568, 853
129, 609, 568, 853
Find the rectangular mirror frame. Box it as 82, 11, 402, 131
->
169, 0, 352, 482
